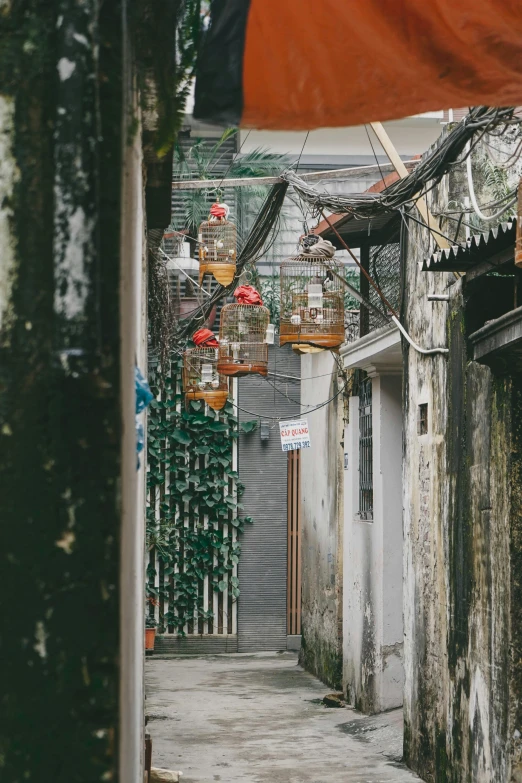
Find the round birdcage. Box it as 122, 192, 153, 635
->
198, 218, 237, 286
279, 255, 345, 349
183, 347, 229, 411
217, 303, 270, 377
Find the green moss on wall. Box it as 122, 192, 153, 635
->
299, 625, 343, 690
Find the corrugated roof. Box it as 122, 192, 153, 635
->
423, 219, 516, 272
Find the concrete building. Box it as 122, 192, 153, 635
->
401, 149, 522, 783
298, 124, 522, 781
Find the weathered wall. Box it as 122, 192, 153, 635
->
343, 373, 403, 713
0, 3, 125, 779
299, 351, 344, 688
402, 169, 522, 781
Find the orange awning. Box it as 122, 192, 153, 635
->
194, 0, 522, 130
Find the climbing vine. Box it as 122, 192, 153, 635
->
146, 356, 254, 635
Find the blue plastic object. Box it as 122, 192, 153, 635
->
135, 366, 154, 469
136, 366, 154, 414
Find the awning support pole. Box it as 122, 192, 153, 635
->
369, 122, 450, 251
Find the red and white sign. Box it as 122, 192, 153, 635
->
279, 419, 310, 452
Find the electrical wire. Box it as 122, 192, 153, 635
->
174, 182, 289, 343
364, 124, 386, 188
282, 107, 520, 222
294, 131, 310, 172
229, 377, 349, 422
215, 130, 252, 196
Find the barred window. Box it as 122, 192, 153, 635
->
359, 378, 373, 521
418, 403, 428, 435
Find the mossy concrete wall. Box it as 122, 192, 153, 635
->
299, 352, 344, 689
402, 165, 522, 781
0, 3, 125, 779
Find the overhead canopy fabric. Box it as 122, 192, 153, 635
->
194, 0, 522, 130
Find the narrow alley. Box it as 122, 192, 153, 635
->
145, 653, 421, 783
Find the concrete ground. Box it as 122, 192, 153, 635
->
146, 652, 422, 783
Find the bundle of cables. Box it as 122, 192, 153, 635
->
282, 106, 520, 221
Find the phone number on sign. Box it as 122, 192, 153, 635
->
283, 440, 311, 451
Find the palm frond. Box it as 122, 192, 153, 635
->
182, 189, 212, 234
229, 147, 290, 178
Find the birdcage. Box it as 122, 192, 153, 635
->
279, 256, 345, 349
217, 304, 270, 377
198, 216, 237, 286
183, 348, 229, 411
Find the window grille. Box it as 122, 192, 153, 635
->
359, 377, 373, 521
418, 403, 428, 435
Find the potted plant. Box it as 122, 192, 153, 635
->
145, 615, 157, 651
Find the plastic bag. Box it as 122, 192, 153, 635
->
136, 366, 154, 415
135, 366, 154, 469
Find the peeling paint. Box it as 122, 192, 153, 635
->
56, 530, 76, 554
300, 353, 344, 688
402, 140, 519, 782
34, 622, 48, 660
0, 95, 19, 337
57, 57, 76, 81
53, 202, 91, 321
73, 33, 89, 47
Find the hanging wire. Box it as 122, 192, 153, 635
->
294, 131, 310, 172
282, 107, 520, 221
214, 130, 252, 197
364, 124, 387, 188
174, 182, 288, 343
228, 377, 349, 421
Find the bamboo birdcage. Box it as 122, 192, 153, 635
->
198, 218, 237, 286
279, 255, 345, 349
217, 303, 270, 377
183, 348, 229, 410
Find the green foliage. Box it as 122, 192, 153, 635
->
172, 129, 292, 238
258, 273, 281, 324
146, 358, 252, 635
447, 155, 516, 238
132, 0, 204, 156
344, 266, 360, 310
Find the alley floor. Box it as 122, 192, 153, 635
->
146, 652, 421, 783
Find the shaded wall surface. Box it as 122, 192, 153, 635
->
402, 176, 522, 782
0, 3, 125, 779
238, 344, 300, 651
344, 373, 403, 714
299, 352, 344, 688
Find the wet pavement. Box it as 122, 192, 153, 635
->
145, 651, 422, 783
